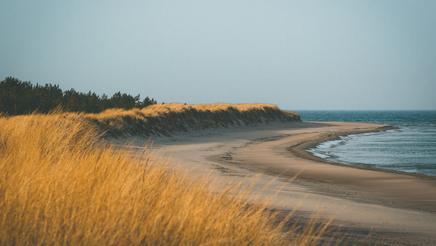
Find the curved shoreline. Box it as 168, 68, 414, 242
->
120, 121, 436, 244
290, 123, 436, 180
223, 122, 436, 214
288, 123, 394, 164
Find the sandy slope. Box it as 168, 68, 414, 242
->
115, 122, 436, 245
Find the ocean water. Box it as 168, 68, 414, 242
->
298, 111, 436, 176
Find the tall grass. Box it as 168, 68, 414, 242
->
84, 103, 301, 137
0, 112, 322, 245
89, 103, 290, 117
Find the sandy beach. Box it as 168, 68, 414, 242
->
118, 121, 436, 245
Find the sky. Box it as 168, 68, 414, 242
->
1, 0, 435, 110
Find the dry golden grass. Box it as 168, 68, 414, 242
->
0, 112, 324, 245
81, 103, 300, 137
88, 103, 283, 119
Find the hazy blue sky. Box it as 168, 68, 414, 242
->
1, 0, 435, 110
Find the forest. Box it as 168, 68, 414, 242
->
0, 77, 157, 115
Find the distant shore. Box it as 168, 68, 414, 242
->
119, 121, 436, 245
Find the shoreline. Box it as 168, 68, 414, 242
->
224, 121, 436, 213
290, 123, 436, 180
288, 122, 393, 165
118, 121, 436, 244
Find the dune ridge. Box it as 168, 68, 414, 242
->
84, 103, 301, 137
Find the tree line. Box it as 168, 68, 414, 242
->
0, 77, 157, 115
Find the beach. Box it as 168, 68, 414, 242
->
119, 121, 436, 245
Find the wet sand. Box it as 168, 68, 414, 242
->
116, 121, 436, 245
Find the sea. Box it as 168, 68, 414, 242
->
297, 111, 436, 176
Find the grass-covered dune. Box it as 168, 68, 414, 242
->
84, 103, 301, 137
0, 105, 323, 245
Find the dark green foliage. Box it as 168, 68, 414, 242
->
0, 77, 157, 115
